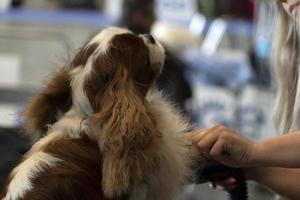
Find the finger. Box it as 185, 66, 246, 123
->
191, 125, 222, 143
196, 126, 226, 157
188, 128, 209, 136
209, 138, 226, 158
190, 143, 202, 157
189, 127, 211, 138
196, 131, 220, 157
185, 129, 208, 148
192, 125, 224, 136
191, 131, 212, 149
191, 130, 211, 145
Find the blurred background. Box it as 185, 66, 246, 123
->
0, 0, 278, 199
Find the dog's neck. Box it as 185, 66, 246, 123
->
49, 106, 95, 140
48, 91, 190, 146
66, 101, 92, 119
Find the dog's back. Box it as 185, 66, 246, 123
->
1, 136, 124, 200
1, 92, 192, 200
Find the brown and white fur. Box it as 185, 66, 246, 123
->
1, 27, 192, 200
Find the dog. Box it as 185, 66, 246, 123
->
1, 27, 192, 200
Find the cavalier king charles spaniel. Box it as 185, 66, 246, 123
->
1, 27, 192, 200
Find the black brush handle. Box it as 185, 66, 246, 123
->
194, 160, 248, 200
228, 168, 248, 200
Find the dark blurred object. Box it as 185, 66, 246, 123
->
60, 0, 97, 10
199, 0, 254, 20
120, 0, 155, 34
195, 160, 248, 200
0, 88, 33, 191
215, 0, 254, 20
0, 128, 30, 190
11, 0, 23, 8
249, 46, 272, 87
156, 52, 192, 115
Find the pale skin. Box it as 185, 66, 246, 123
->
190, 126, 300, 199
189, 1, 300, 198
191, 125, 300, 168
191, 126, 300, 199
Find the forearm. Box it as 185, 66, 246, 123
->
250, 132, 300, 168
248, 167, 300, 200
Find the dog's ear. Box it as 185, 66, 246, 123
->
22, 42, 99, 140
22, 68, 72, 139
88, 65, 161, 198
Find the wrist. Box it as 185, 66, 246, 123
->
244, 167, 271, 182
247, 142, 264, 167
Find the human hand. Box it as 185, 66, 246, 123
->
190, 125, 256, 168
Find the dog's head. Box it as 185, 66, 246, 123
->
72, 27, 165, 115
23, 27, 165, 138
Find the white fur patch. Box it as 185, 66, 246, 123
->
26, 118, 87, 155
88, 27, 131, 56
3, 152, 61, 200
70, 27, 130, 117
50, 114, 92, 139
70, 58, 94, 117
144, 90, 192, 200
28, 131, 62, 154
121, 90, 192, 200
142, 36, 165, 73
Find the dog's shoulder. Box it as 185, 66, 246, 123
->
24, 136, 106, 200
2, 136, 117, 200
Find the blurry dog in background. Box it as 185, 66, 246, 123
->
1, 27, 192, 200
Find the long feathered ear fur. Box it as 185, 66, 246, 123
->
22, 68, 72, 139
88, 65, 161, 198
